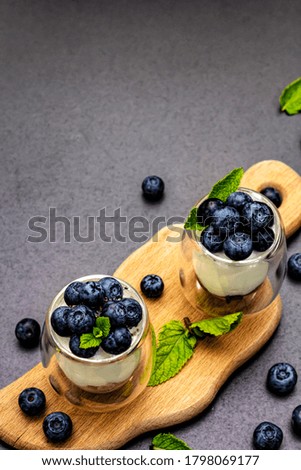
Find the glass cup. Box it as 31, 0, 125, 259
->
40, 275, 153, 412
179, 188, 287, 317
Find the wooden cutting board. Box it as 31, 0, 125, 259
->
0, 160, 300, 450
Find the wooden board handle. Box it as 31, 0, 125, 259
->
241, 160, 301, 238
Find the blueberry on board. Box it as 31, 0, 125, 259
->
67, 305, 95, 335
253, 227, 275, 252
210, 206, 240, 236
253, 422, 283, 450
140, 274, 164, 298
200, 225, 224, 253
43, 412, 73, 443
287, 253, 301, 281
241, 201, 274, 233
267, 362, 297, 396
15, 318, 41, 348
223, 232, 253, 261
101, 327, 132, 355
69, 334, 99, 358
51, 306, 73, 337
142, 175, 165, 201
196, 198, 224, 226
292, 405, 301, 436
64, 281, 83, 306
226, 191, 253, 212
102, 301, 127, 328
97, 277, 123, 301
121, 298, 143, 327
79, 281, 104, 309
18, 387, 46, 416
260, 187, 282, 208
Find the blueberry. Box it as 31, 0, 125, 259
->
196, 198, 224, 226
287, 253, 301, 281
79, 281, 104, 309
97, 277, 123, 301
261, 187, 282, 208
101, 327, 132, 355
140, 274, 164, 298
241, 201, 274, 233
69, 334, 99, 358
210, 206, 240, 236
253, 421, 283, 450
121, 298, 143, 327
51, 306, 73, 337
102, 301, 127, 328
43, 411, 72, 443
226, 191, 253, 213
253, 227, 275, 252
15, 318, 41, 348
67, 305, 95, 335
267, 362, 297, 396
64, 281, 83, 306
201, 226, 224, 253
292, 405, 301, 436
223, 232, 253, 261
18, 387, 46, 416
142, 175, 165, 201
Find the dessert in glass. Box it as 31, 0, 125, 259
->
40, 275, 153, 412
179, 188, 287, 317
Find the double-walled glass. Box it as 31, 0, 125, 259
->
179, 188, 287, 317
40, 275, 153, 412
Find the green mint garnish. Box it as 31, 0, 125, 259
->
148, 320, 197, 386
184, 207, 205, 231
79, 316, 111, 349
279, 77, 301, 115
190, 311, 243, 338
208, 167, 244, 202
151, 433, 192, 450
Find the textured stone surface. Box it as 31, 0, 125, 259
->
0, 0, 301, 450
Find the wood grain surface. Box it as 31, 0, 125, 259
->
0, 160, 300, 450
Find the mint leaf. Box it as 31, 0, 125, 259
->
184, 207, 205, 231
93, 327, 103, 339
151, 433, 192, 450
95, 316, 111, 338
208, 168, 244, 202
79, 333, 102, 349
148, 320, 197, 386
190, 312, 243, 338
279, 77, 301, 115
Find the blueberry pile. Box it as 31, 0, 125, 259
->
51, 276, 142, 357
198, 191, 275, 261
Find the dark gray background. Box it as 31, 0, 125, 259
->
0, 0, 301, 450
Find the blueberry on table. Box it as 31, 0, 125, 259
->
67, 305, 95, 335
69, 334, 99, 358
241, 201, 274, 233
253, 227, 275, 252
210, 206, 240, 236
101, 327, 132, 355
226, 191, 253, 212
223, 232, 253, 261
43, 412, 73, 443
260, 187, 282, 208
51, 306, 73, 337
18, 387, 46, 416
97, 277, 123, 301
102, 301, 127, 328
79, 281, 104, 309
140, 274, 164, 298
64, 281, 83, 306
201, 225, 224, 253
292, 405, 301, 436
121, 298, 143, 327
196, 198, 224, 226
15, 318, 41, 348
287, 253, 301, 281
267, 362, 297, 396
142, 175, 165, 201
253, 421, 283, 450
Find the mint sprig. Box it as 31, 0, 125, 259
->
183, 207, 205, 231
151, 433, 192, 450
279, 77, 301, 115
79, 316, 111, 349
149, 313, 243, 386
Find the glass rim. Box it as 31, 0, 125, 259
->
44, 274, 149, 365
